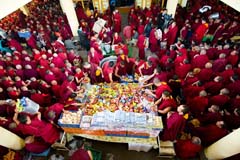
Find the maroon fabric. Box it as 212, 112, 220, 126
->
175, 139, 202, 159
17, 116, 60, 144
187, 96, 209, 115
161, 112, 186, 141
70, 148, 91, 160
191, 124, 228, 146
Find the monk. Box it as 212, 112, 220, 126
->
114, 61, 127, 80
223, 108, 240, 130
194, 19, 209, 43
161, 104, 189, 141
13, 110, 60, 144
59, 76, 77, 102
197, 105, 222, 125
102, 61, 114, 83
196, 62, 213, 82
190, 121, 228, 146
204, 76, 223, 96
44, 103, 64, 124
88, 47, 103, 66
136, 34, 146, 60
155, 90, 177, 116
175, 136, 202, 159
69, 139, 93, 160
112, 10, 122, 33
209, 88, 230, 109
149, 27, 158, 53
187, 90, 209, 116
167, 21, 178, 45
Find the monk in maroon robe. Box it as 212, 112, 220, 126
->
187, 90, 209, 116
102, 61, 114, 83
114, 61, 127, 80
149, 27, 158, 53
88, 47, 103, 66
7, 37, 23, 52
137, 34, 146, 59
175, 137, 202, 159
13, 111, 60, 144
25, 136, 51, 153
155, 91, 177, 116
113, 10, 122, 33
209, 89, 230, 109
44, 103, 64, 124
59, 76, 77, 102
223, 108, 240, 130
190, 121, 228, 146
161, 105, 189, 141
204, 76, 223, 95
194, 19, 209, 43
167, 22, 178, 45
197, 105, 222, 125
191, 52, 209, 69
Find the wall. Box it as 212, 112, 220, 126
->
0, 0, 32, 20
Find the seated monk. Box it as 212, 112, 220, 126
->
175, 136, 202, 159
190, 121, 229, 146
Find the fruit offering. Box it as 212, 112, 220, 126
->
82, 82, 155, 115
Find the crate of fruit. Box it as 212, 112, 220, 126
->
58, 110, 82, 128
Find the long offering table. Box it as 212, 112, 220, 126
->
59, 82, 163, 149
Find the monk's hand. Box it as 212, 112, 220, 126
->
167, 111, 173, 119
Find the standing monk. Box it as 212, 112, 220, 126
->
113, 10, 122, 33
137, 34, 146, 60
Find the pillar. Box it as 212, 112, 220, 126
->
0, 127, 25, 150
204, 128, 240, 160
166, 0, 178, 18
59, 0, 79, 36
20, 5, 29, 16
179, 0, 188, 7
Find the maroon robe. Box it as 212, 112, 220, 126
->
44, 103, 64, 123
25, 138, 50, 153
158, 98, 177, 111
223, 114, 240, 130
167, 24, 178, 45
204, 81, 223, 96
197, 68, 213, 82
209, 95, 229, 109
191, 124, 228, 146
187, 96, 209, 115
149, 28, 158, 52
17, 116, 60, 144
113, 12, 122, 33
197, 112, 222, 125
8, 39, 23, 52
137, 34, 146, 59
175, 64, 191, 79
155, 83, 172, 99
161, 112, 186, 141
70, 148, 91, 160
191, 55, 209, 69
175, 139, 202, 159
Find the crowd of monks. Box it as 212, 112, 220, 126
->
0, 0, 240, 159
